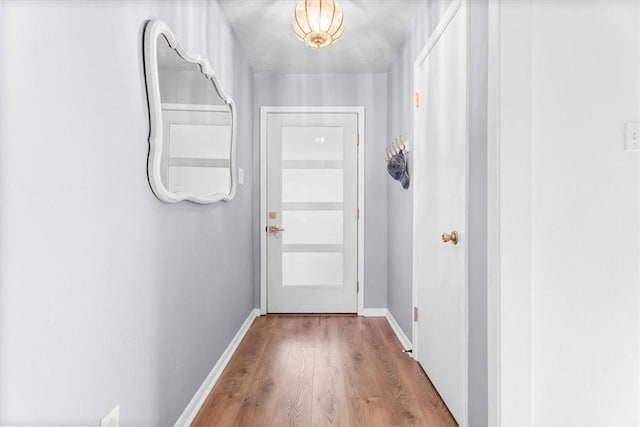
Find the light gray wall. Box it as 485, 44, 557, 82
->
386, 0, 488, 425
253, 73, 388, 309
386, 0, 453, 345
467, 0, 488, 424
0, 1, 254, 425
387, 1, 424, 343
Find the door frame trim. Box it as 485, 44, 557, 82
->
487, 0, 502, 424
411, 0, 469, 425
259, 106, 366, 315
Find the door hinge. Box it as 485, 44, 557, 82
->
415, 92, 420, 108
357, 207, 360, 219
413, 306, 419, 322
357, 133, 360, 146
357, 281, 359, 293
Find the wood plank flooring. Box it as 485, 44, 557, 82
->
193, 316, 457, 427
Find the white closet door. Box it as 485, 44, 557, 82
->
414, 1, 468, 424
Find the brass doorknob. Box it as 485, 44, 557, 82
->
442, 231, 458, 245
268, 225, 285, 234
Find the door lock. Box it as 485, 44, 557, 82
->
442, 231, 458, 245
268, 225, 285, 234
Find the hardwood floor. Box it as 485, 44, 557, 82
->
192, 315, 457, 427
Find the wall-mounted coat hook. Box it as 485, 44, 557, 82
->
386, 136, 410, 189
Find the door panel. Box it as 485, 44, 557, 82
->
266, 112, 358, 313
281, 211, 343, 245
281, 169, 343, 202
414, 1, 468, 424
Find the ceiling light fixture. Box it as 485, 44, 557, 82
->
292, 0, 344, 48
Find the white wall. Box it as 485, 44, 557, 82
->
492, 0, 640, 424
0, 1, 254, 425
253, 73, 389, 309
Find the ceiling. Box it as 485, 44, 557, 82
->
219, 0, 423, 73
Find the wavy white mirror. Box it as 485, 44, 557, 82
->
143, 19, 237, 203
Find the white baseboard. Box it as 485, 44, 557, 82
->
360, 308, 388, 317
385, 310, 412, 351
174, 308, 260, 427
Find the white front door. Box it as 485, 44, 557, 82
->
263, 111, 359, 313
413, 1, 468, 424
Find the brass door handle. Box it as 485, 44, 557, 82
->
442, 231, 458, 245
268, 225, 285, 234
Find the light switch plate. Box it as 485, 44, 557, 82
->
238, 167, 245, 185
101, 405, 119, 427
625, 122, 640, 151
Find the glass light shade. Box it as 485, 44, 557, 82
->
293, 0, 344, 48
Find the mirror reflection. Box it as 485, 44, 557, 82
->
144, 20, 236, 203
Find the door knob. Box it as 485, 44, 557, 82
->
268, 225, 285, 234
442, 231, 458, 245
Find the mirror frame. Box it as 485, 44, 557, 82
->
143, 19, 237, 204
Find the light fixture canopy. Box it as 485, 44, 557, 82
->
292, 0, 344, 48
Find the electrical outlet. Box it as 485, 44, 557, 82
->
625, 122, 640, 151
101, 405, 119, 427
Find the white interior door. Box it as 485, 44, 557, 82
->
264, 111, 359, 313
413, 1, 468, 424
